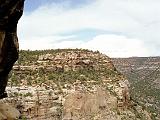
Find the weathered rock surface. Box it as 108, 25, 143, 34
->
0, 100, 20, 120
6, 49, 152, 120
0, 0, 24, 119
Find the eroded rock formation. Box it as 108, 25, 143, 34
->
5, 49, 152, 120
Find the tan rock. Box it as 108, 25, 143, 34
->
0, 103, 20, 120
63, 88, 111, 120
0, 112, 7, 120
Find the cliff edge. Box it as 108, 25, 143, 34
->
5, 49, 152, 120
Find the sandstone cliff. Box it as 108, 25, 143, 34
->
112, 57, 160, 120
4, 49, 151, 120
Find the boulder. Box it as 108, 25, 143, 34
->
0, 102, 20, 120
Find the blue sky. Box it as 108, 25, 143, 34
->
17, 0, 160, 57
24, 0, 92, 12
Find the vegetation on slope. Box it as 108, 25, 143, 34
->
7, 49, 152, 119
113, 57, 160, 119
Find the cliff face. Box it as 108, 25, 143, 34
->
112, 57, 160, 120
6, 49, 151, 120
0, 1, 24, 119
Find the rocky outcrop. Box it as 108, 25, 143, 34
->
7, 49, 151, 119
63, 87, 118, 120
0, 0, 24, 119
6, 86, 62, 120
0, 100, 20, 120
5, 84, 150, 120
63, 87, 151, 120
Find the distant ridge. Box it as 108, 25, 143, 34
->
112, 57, 160, 120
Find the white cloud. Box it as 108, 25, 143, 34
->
17, 0, 160, 57
22, 34, 149, 57
81, 34, 150, 57
19, 35, 76, 50
53, 34, 150, 58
